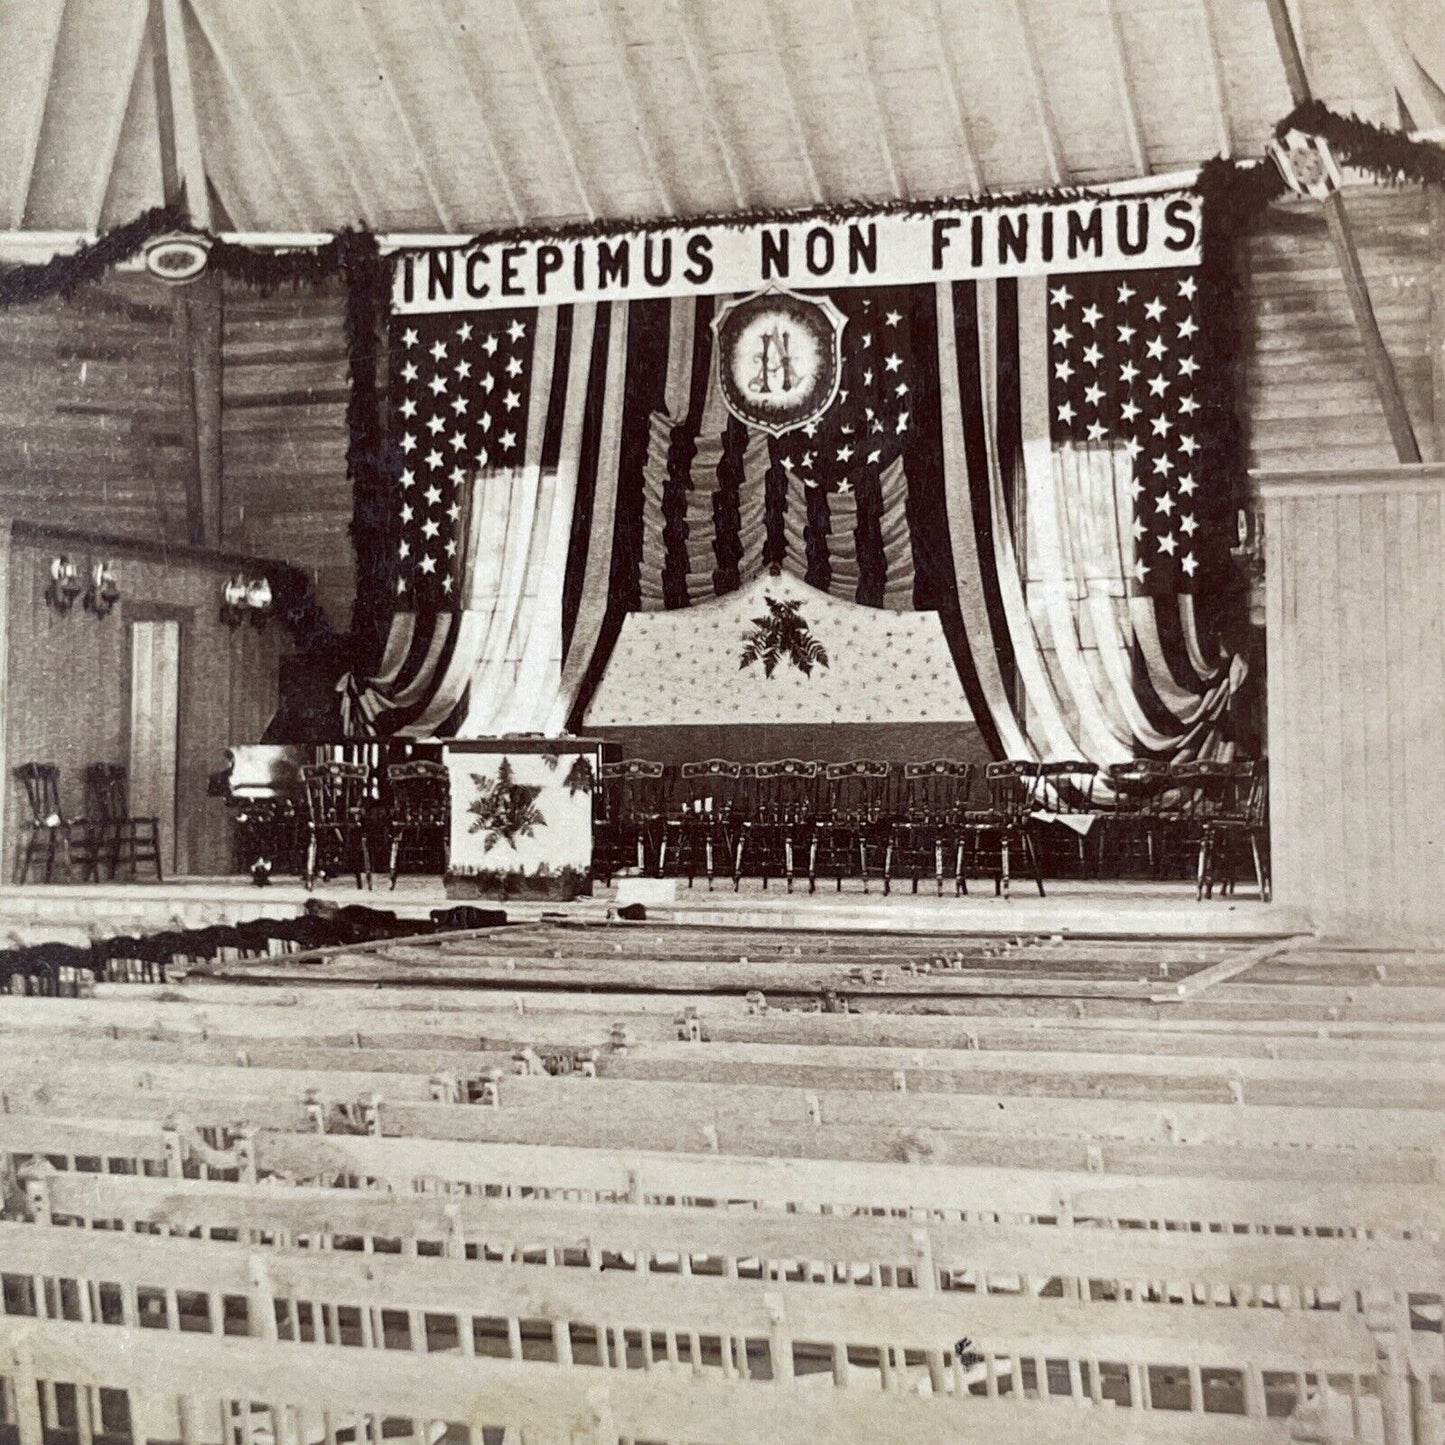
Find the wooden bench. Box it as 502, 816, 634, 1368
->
2, 935, 1442, 1442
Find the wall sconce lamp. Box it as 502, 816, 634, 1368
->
222, 574, 274, 629
83, 560, 121, 618
45, 556, 84, 614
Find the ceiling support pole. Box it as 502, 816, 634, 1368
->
149, 0, 223, 545
1264, 0, 1422, 463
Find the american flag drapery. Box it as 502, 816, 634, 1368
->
929, 271, 1240, 771
343, 256, 1245, 763
342, 301, 632, 738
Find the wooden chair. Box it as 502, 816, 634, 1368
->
1161, 759, 1232, 882
12, 763, 99, 884
84, 764, 162, 881
594, 759, 667, 882
1035, 760, 1100, 877
1102, 759, 1170, 877
300, 761, 374, 891
662, 759, 742, 890
1199, 760, 1271, 902
809, 760, 892, 892
735, 760, 820, 891
383, 760, 449, 888
888, 760, 973, 895
959, 760, 1046, 898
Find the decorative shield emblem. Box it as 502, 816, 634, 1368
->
142, 233, 212, 284
712, 287, 846, 436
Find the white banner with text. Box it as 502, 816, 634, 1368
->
393, 191, 1202, 314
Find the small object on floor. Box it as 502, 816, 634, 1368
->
430, 904, 507, 931
250, 858, 273, 888
617, 902, 647, 921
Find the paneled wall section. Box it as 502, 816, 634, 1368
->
2, 531, 281, 877
1262, 466, 1445, 935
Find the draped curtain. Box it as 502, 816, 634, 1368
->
341, 272, 1245, 773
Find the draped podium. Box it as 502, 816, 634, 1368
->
341, 189, 1249, 794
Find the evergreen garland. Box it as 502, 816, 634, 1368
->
0, 205, 185, 305
1193, 156, 1284, 590
1278, 100, 1445, 188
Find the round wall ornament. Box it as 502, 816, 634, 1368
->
712, 286, 846, 436
142, 233, 212, 284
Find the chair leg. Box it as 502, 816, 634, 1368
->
1195, 833, 1208, 902
1249, 832, 1268, 902
1027, 831, 1045, 898
999, 832, 1009, 899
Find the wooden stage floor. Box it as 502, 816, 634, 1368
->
0, 873, 1300, 948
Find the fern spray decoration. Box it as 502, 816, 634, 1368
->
739, 594, 829, 678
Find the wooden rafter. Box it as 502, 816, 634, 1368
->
840, 0, 904, 197
350, 0, 454, 230
267, 0, 377, 226
10, 0, 68, 228
504, 0, 596, 219
753, 0, 824, 202
1101, 0, 1146, 174
1196, 0, 1232, 158
1006, 0, 1064, 184
594, 0, 676, 213
665, 0, 747, 208
185, 0, 308, 231
429, 0, 523, 225
1263, 0, 1422, 465
89, 0, 153, 230
152, 0, 212, 227
923, 0, 982, 194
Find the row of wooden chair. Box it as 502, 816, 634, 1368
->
595, 757, 1269, 900
12, 763, 161, 885
229, 761, 450, 892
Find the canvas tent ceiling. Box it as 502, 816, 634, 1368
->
1, 0, 1443, 238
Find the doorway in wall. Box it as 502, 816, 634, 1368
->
127, 617, 182, 876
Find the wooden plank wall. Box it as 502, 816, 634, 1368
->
220, 278, 355, 625
1245, 189, 1438, 470
0, 272, 355, 628
0, 274, 192, 539
1261, 465, 1445, 936
1, 531, 281, 877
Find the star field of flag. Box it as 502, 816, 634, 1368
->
773, 290, 915, 494
1047, 268, 1210, 595
389, 309, 536, 609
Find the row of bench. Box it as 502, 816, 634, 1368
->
0, 929, 1441, 1443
